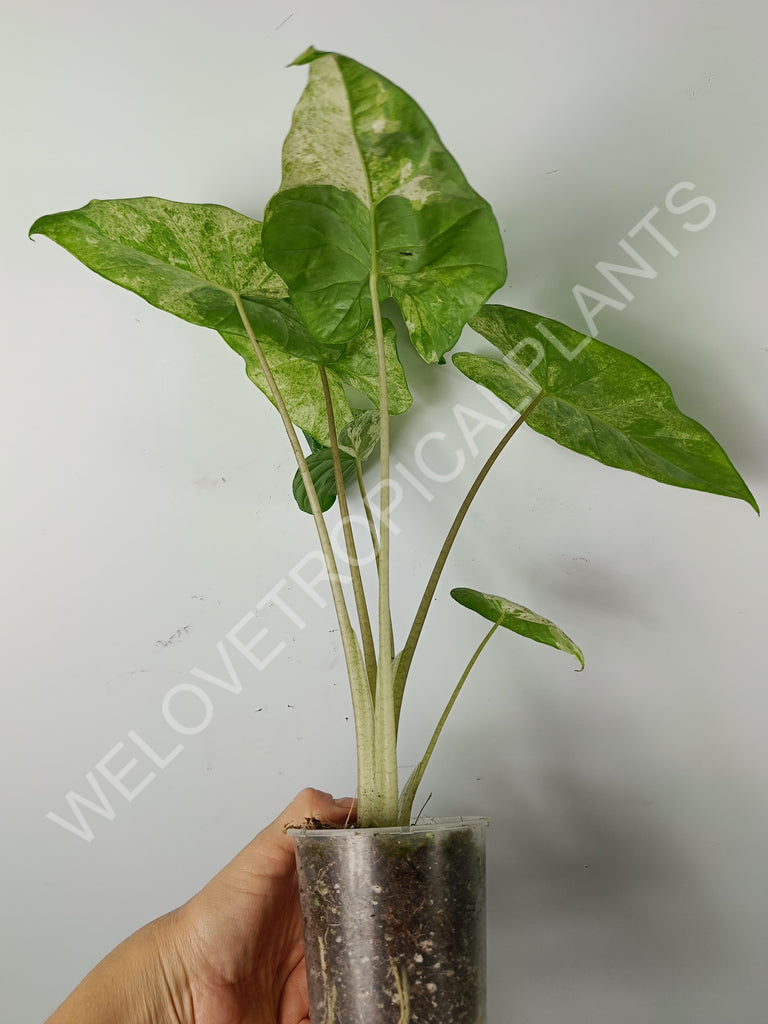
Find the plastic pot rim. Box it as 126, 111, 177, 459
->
286, 815, 490, 838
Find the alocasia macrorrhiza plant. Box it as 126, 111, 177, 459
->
30, 47, 758, 829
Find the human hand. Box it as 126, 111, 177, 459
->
173, 787, 356, 1024
45, 788, 356, 1024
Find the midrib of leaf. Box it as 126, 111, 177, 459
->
539, 388, 735, 488
481, 310, 749, 486
225, 232, 236, 291
282, 54, 370, 202
487, 323, 740, 487
155, 206, 211, 283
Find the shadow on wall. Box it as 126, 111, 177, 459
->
484, 690, 729, 992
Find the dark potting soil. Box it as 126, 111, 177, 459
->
295, 825, 486, 1024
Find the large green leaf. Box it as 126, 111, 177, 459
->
454, 305, 758, 512
30, 197, 343, 365
31, 197, 411, 444
221, 317, 411, 445
262, 47, 507, 362
292, 411, 381, 513
451, 587, 584, 668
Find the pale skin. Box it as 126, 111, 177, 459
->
45, 789, 356, 1024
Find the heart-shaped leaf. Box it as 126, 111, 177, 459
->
451, 587, 584, 668
292, 411, 381, 513
30, 198, 344, 365
454, 305, 759, 512
262, 48, 507, 362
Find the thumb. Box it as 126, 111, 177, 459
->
225, 788, 357, 880
270, 788, 357, 840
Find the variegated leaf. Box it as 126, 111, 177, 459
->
451, 587, 584, 668
221, 318, 410, 445
454, 305, 759, 511
30, 198, 344, 365
338, 409, 380, 460
292, 410, 381, 513
262, 48, 507, 362
292, 446, 357, 513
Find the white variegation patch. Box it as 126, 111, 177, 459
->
338, 409, 380, 461
268, 50, 507, 362
281, 55, 369, 204
398, 160, 413, 182
395, 173, 439, 209
451, 587, 585, 668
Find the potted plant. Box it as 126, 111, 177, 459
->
30, 46, 757, 1024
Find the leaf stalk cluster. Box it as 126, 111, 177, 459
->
29, 47, 757, 829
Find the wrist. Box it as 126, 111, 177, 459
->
45, 910, 192, 1024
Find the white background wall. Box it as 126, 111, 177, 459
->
3, 1, 767, 1021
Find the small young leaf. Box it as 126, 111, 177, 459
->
337, 410, 381, 460
292, 411, 381, 514
263, 49, 506, 362
291, 447, 358, 514
30, 198, 344, 365
454, 305, 759, 512
451, 588, 584, 668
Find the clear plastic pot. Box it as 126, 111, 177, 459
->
288, 817, 489, 1024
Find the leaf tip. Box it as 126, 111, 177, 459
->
290, 45, 326, 67
731, 480, 760, 515
28, 215, 47, 240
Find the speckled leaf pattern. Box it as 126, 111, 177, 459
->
332, 318, 411, 413
30, 198, 343, 364
451, 588, 584, 668
455, 305, 759, 511
337, 409, 380, 460
292, 411, 381, 513
31, 198, 412, 443
263, 47, 507, 361
221, 318, 410, 445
